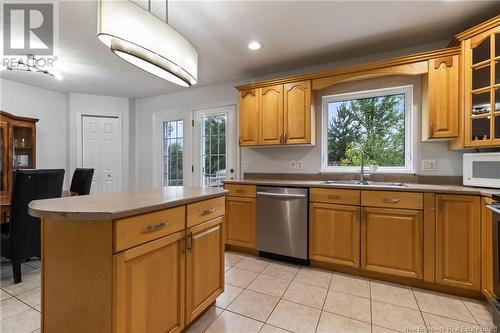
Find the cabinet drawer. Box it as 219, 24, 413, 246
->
187, 196, 225, 227
361, 191, 423, 210
224, 184, 256, 198
114, 206, 185, 253
310, 188, 360, 205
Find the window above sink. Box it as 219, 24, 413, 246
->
321, 85, 414, 174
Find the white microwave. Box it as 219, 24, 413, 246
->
463, 152, 500, 188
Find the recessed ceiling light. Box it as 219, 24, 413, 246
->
248, 41, 262, 50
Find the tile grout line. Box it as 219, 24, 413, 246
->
459, 297, 481, 326
411, 287, 428, 333
314, 272, 333, 333
369, 277, 373, 333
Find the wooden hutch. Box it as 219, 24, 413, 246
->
0, 111, 38, 222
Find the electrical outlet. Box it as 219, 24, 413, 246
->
290, 161, 297, 169
422, 159, 437, 171
243, 161, 251, 170
297, 160, 303, 170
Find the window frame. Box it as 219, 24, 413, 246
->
161, 118, 185, 186
321, 85, 414, 173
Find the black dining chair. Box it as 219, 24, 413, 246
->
1, 169, 65, 283
69, 168, 94, 195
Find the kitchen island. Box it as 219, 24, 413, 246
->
29, 186, 227, 333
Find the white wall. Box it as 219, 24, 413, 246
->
68, 93, 131, 190
134, 40, 465, 189
0, 79, 68, 181
0, 79, 132, 190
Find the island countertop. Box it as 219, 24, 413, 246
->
29, 186, 228, 221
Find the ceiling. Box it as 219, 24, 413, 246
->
1, 1, 499, 99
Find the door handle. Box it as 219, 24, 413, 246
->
145, 222, 169, 232
256, 192, 306, 199
201, 207, 216, 215
382, 198, 400, 204
186, 231, 193, 250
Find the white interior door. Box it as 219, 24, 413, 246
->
193, 105, 236, 187
82, 116, 121, 193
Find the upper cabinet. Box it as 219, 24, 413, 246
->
239, 90, 259, 146
259, 85, 283, 145
237, 80, 314, 147
283, 80, 314, 144
423, 55, 459, 140
463, 26, 500, 147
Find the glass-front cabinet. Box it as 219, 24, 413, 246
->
464, 26, 500, 147
0, 111, 38, 193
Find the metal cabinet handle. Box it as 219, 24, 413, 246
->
145, 222, 169, 232
202, 207, 216, 215
236, 189, 245, 194
284, 132, 288, 143
256, 192, 306, 199
328, 195, 341, 199
382, 198, 400, 204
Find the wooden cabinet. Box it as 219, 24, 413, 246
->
114, 231, 185, 333
0, 111, 38, 193
225, 195, 256, 249
260, 85, 283, 145
462, 25, 500, 147
239, 90, 259, 146
283, 80, 314, 145
423, 55, 459, 140
361, 207, 423, 279
237, 80, 314, 146
186, 216, 224, 324
309, 202, 360, 268
482, 197, 494, 297
435, 195, 481, 290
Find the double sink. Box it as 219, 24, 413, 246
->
322, 180, 407, 188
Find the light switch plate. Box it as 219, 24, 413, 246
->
290, 161, 297, 169
422, 159, 437, 171
297, 161, 303, 170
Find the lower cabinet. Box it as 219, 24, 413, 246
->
225, 196, 256, 249
309, 202, 360, 268
361, 207, 423, 279
186, 216, 225, 324
114, 231, 185, 333
435, 194, 481, 290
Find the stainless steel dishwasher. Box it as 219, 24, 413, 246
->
256, 186, 308, 261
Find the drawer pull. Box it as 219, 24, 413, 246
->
201, 207, 216, 215
236, 189, 245, 194
382, 198, 400, 204
328, 195, 341, 199
145, 222, 169, 232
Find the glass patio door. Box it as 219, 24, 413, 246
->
193, 105, 236, 188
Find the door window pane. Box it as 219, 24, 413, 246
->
472, 65, 490, 90
496, 33, 500, 57
473, 37, 490, 64
472, 117, 490, 141
162, 120, 183, 186
201, 114, 227, 188
472, 91, 491, 116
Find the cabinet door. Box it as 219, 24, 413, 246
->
283, 80, 312, 144
310, 203, 360, 268
482, 197, 494, 297
361, 207, 423, 279
464, 27, 500, 147
239, 89, 259, 146
225, 196, 256, 249
259, 85, 283, 145
436, 195, 481, 290
186, 217, 224, 324
114, 231, 185, 333
425, 55, 459, 139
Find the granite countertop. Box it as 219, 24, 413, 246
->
223, 179, 500, 197
29, 186, 228, 221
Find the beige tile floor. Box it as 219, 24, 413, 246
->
0, 252, 496, 333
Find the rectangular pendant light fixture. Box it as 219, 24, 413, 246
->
97, 0, 198, 87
